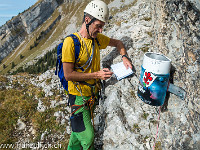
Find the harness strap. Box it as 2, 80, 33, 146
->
71, 104, 85, 115
71, 95, 96, 128
89, 96, 95, 128
71, 95, 96, 115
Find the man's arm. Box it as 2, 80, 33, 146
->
63, 62, 113, 81
108, 38, 132, 69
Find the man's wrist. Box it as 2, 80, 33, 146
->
122, 54, 129, 59
122, 54, 132, 63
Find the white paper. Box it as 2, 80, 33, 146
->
111, 62, 133, 80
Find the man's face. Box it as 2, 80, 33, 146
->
89, 19, 105, 38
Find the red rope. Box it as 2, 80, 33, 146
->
153, 106, 161, 150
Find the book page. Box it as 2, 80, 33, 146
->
111, 62, 133, 80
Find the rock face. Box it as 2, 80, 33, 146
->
94, 0, 200, 149
0, 0, 63, 62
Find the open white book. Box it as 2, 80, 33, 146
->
111, 62, 133, 80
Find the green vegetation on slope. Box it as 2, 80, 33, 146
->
0, 75, 70, 149
11, 47, 57, 75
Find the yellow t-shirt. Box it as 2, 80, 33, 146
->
62, 32, 110, 96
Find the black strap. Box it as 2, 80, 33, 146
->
95, 38, 100, 47
86, 18, 96, 37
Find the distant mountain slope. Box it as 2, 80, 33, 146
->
0, 0, 63, 74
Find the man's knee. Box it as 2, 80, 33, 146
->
80, 129, 94, 150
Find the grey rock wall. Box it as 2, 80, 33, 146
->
152, 0, 200, 149
95, 0, 200, 149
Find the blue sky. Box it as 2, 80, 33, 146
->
0, 0, 38, 26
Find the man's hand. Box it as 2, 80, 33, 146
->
122, 57, 133, 69
97, 68, 113, 80
109, 38, 133, 70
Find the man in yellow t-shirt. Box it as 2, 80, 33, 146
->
62, 1, 132, 150
62, 32, 110, 97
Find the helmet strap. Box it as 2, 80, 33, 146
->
85, 18, 96, 38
